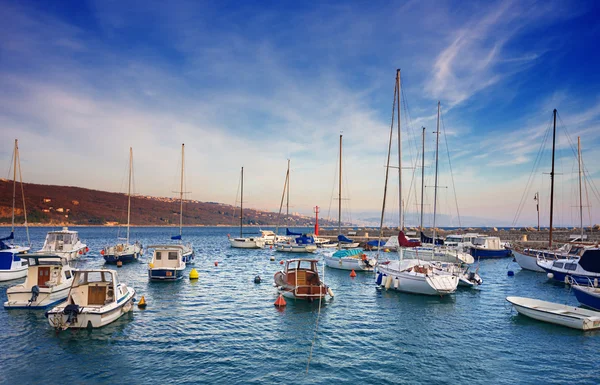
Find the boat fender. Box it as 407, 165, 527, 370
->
564, 275, 570, 284
254, 275, 262, 284
507, 270, 514, 276
376, 273, 383, 286
394, 277, 399, 289
547, 272, 554, 279
327, 287, 334, 298
594, 278, 598, 288
29, 285, 40, 303
385, 275, 393, 290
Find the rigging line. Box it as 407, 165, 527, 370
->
440, 110, 462, 228
306, 261, 325, 373
512, 113, 553, 225
5, 144, 15, 181
377, 78, 397, 259
582, 158, 593, 229
326, 146, 339, 223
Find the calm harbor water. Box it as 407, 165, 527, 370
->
1, 226, 599, 385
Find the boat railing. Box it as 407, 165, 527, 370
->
567, 275, 598, 288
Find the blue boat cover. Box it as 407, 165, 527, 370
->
338, 235, 354, 243
286, 228, 302, 236
171, 235, 182, 240
420, 231, 444, 246
367, 240, 385, 247
332, 249, 363, 258
295, 234, 315, 245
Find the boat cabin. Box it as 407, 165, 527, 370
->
23, 254, 71, 288
41, 227, 82, 252
149, 245, 186, 269
472, 236, 502, 250
282, 259, 326, 297
444, 233, 480, 247
67, 270, 121, 307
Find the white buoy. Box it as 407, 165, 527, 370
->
328, 287, 334, 298
394, 277, 400, 289
547, 272, 554, 279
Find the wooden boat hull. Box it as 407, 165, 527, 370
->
506, 296, 600, 330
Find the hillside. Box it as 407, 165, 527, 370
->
0, 179, 343, 227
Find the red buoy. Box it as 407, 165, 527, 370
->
274, 294, 287, 307
78, 250, 83, 255
279, 260, 284, 265
100, 249, 105, 255
214, 261, 218, 267
350, 269, 357, 278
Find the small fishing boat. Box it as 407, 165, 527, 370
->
0, 139, 31, 282
469, 236, 512, 259
46, 269, 135, 330
571, 280, 600, 311
39, 227, 88, 261
337, 234, 359, 249
431, 261, 482, 288
229, 167, 266, 249
274, 259, 333, 301
148, 245, 186, 280
513, 243, 585, 273
259, 230, 289, 245
537, 248, 600, 284
4, 254, 74, 309
324, 248, 377, 271
506, 296, 600, 331
102, 148, 143, 264
443, 233, 480, 251
314, 237, 338, 248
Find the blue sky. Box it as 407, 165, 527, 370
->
1, 0, 600, 226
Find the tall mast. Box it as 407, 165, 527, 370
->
287, 159, 290, 218
397, 69, 402, 230
179, 143, 184, 237
535, 192, 540, 231
420, 127, 425, 232
338, 134, 342, 235
274, 161, 289, 239
127, 147, 132, 244
240, 167, 244, 238
15, 142, 30, 245
11, 139, 17, 235
578, 136, 583, 241
549, 109, 556, 248
432, 102, 441, 243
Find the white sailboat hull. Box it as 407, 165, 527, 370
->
323, 254, 376, 271
229, 238, 265, 249
400, 246, 474, 264
275, 244, 317, 253
0, 264, 28, 282
513, 250, 545, 272
507, 296, 600, 330
376, 260, 458, 296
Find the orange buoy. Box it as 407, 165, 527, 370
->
214, 261, 218, 267
117, 261, 123, 267
279, 260, 284, 265
270, 245, 273, 250
78, 250, 83, 255
274, 294, 287, 307
100, 249, 105, 255
350, 269, 357, 278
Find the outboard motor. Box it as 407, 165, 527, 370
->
63, 304, 81, 324
29, 285, 40, 304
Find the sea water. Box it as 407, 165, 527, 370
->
0, 226, 598, 384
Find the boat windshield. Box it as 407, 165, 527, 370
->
46, 232, 77, 245
76, 271, 115, 286
445, 236, 462, 243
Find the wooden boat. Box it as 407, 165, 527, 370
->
274, 259, 333, 301
46, 269, 135, 330
4, 254, 74, 309
506, 296, 600, 331
102, 147, 143, 264
148, 245, 186, 280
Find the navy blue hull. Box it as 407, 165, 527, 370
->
148, 268, 184, 281
573, 287, 600, 310
540, 267, 598, 285
104, 252, 139, 264
470, 247, 512, 259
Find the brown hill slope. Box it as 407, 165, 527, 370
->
0, 179, 342, 227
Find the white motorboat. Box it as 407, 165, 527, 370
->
513, 243, 586, 273
324, 248, 377, 271
431, 261, 482, 288
275, 231, 318, 253
506, 296, 600, 331
5, 254, 74, 309
102, 148, 143, 264
259, 230, 289, 245
376, 259, 459, 296
148, 245, 187, 280
274, 259, 334, 301
46, 269, 135, 330
0, 139, 31, 282
39, 227, 88, 261
537, 248, 600, 284
443, 233, 480, 251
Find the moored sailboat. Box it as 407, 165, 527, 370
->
228, 167, 266, 249
102, 147, 143, 264
171, 144, 194, 263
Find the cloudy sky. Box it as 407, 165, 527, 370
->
1, 0, 599, 227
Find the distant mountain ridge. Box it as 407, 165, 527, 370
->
0, 179, 342, 227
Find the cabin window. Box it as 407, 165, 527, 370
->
65, 270, 72, 279
168, 252, 178, 260
298, 260, 312, 270
564, 263, 577, 271
103, 271, 113, 283
156, 252, 162, 260
552, 262, 564, 269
